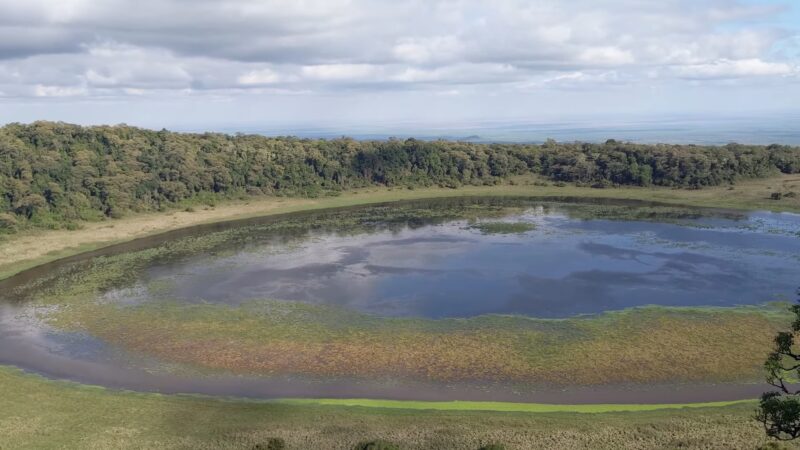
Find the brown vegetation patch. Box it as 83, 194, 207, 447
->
73, 302, 786, 386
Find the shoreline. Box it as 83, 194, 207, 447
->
2, 174, 799, 282
0, 365, 762, 412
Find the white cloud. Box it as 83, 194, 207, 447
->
578, 47, 635, 66
34, 84, 87, 97
393, 63, 516, 84
673, 58, 795, 79
300, 64, 379, 81
536, 25, 572, 45
392, 36, 465, 64
237, 68, 281, 85
0, 0, 796, 107
80, 43, 192, 89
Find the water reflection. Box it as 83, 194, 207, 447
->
123, 204, 800, 318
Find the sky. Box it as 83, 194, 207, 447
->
0, 0, 798, 133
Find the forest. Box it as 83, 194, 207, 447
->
1, 121, 799, 232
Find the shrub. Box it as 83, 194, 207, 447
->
756, 443, 789, 450
252, 437, 286, 450
478, 444, 506, 450
0, 213, 17, 233
353, 440, 400, 450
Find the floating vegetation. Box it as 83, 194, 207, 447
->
469, 221, 536, 234
557, 202, 748, 224
53, 299, 790, 386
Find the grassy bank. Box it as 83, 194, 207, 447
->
0, 366, 787, 450
279, 397, 752, 413
1, 174, 798, 281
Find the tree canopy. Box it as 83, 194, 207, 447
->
1, 121, 799, 232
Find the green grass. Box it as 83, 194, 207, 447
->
0, 365, 790, 449
279, 398, 753, 413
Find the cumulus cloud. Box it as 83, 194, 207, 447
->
577, 47, 635, 66
34, 84, 87, 97
392, 36, 465, 65
300, 64, 380, 81
237, 68, 282, 86
392, 63, 517, 85
672, 58, 796, 79
83, 43, 193, 89
0, 0, 796, 100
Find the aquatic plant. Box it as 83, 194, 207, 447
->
469, 221, 536, 234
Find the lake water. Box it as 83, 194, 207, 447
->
103, 200, 800, 318
1, 197, 799, 402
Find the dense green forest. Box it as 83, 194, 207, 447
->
1, 121, 799, 232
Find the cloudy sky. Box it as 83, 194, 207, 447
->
0, 0, 798, 131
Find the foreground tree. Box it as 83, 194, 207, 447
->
758, 288, 800, 440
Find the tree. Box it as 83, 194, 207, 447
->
2, 121, 799, 233
758, 288, 800, 441
13, 193, 47, 218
